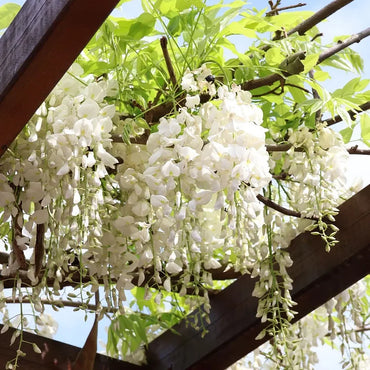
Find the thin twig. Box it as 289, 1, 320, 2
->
130, 100, 145, 112
285, 83, 310, 94
266, 143, 300, 152
347, 145, 370, 155
311, 32, 323, 42
272, 172, 291, 180
268, 0, 282, 17
309, 69, 322, 123
114, 133, 370, 156
11, 201, 27, 270
252, 83, 283, 97
326, 326, 370, 337
252, 80, 310, 97
266, 3, 306, 17
319, 27, 370, 63
34, 223, 45, 277
266, 143, 370, 155
152, 88, 164, 107
160, 36, 177, 88
256, 193, 319, 220
4, 297, 115, 313
242, 27, 370, 91
325, 101, 370, 126
241, 73, 282, 91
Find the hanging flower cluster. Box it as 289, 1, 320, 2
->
112, 77, 272, 298
0, 62, 362, 367
0, 63, 119, 285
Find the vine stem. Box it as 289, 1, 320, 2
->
326, 101, 370, 126
266, 143, 370, 155
256, 193, 319, 221
287, 0, 354, 36
4, 297, 114, 313
241, 26, 370, 91
266, 3, 306, 16
160, 36, 177, 88
347, 145, 370, 155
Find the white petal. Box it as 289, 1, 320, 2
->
166, 261, 182, 274
163, 277, 171, 292
33, 209, 48, 224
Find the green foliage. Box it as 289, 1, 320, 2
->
114, 13, 156, 40
322, 48, 364, 74
360, 114, 370, 146
106, 288, 187, 358
0, 2, 20, 30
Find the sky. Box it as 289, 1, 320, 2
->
1, 0, 370, 368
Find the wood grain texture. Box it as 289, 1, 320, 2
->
0, 0, 119, 157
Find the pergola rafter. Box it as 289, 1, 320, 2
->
0, 323, 144, 369
0, 0, 120, 157
0, 0, 369, 369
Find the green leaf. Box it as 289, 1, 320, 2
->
279, 51, 306, 75
132, 317, 148, 344
298, 99, 323, 115
345, 77, 369, 93
322, 49, 364, 74
339, 127, 353, 143
175, 0, 204, 11
0, 3, 21, 30
302, 53, 319, 73
314, 70, 330, 82
153, 0, 175, 16
336, 104, 353, 126
219, 19, 256, 39
167, 15, 182, 36
117, 0, 133, 6
286, 76, 307, 103
267, 10, 313, 29
360, 114, 370, 147
129, 13, 156, 40
240, 12, 272, 33
265, 47, 285, 66
82, 61, 112, 77
115, 18, 133, 36
107, 326, 119, 355
114, 13, 156, 40
345, 48, 364, 73
216, 38, 253, 67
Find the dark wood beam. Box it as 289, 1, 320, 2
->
0, 324, 146, 370
0, 0, 120, 158
147, 185, 370, 370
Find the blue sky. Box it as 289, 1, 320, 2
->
1, 0, 370, 367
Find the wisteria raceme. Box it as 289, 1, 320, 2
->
0, 62, 364, 367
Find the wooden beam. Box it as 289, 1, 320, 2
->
147, 185, 370, 370
0, 0, 120, 158
0, 324, 146, 370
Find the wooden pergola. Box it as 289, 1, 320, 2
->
0, 0, 369, 369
